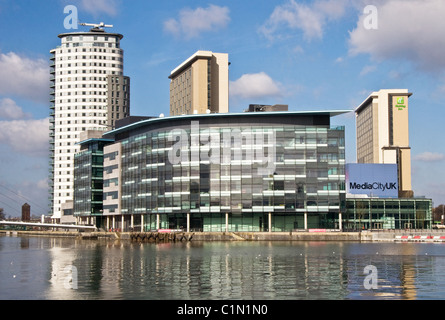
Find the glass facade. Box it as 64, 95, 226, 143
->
73, 139, 110, 217
103, 112, 347, 232
344, 198, 432, 230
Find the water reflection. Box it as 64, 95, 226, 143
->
1, 236, 445, 300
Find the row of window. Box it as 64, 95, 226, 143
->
346, 200, 431, 211
56, 119, 106, 125
55, 83, 106, 89
55, 47, 122, 54
56, 61, 123, 68
62, 42, 120, 49
57, 91, 108, 96
55, 69, 123, 75
64, 35, 120, 42
52, 98, 107, 104
54, 76, 112, 82
55, 105, 106, 111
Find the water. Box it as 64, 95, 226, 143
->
1, 235, 445, 300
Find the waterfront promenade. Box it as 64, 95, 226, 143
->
3, 229, 445, 242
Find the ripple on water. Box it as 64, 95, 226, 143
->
2, 237, 445, 299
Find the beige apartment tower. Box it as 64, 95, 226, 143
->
169, 51, 229, 116
355, 89, 413, 197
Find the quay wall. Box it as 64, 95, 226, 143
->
2, 229, 445, 242
0, 230, 362, 241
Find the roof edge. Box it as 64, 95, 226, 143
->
103, 110, 352, 138
169, 50, 219, 79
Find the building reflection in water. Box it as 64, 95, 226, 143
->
47, 238, 82, 299
41, 240, 444, 300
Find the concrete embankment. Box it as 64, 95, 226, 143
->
3, 229, 445, 242
128, 231, 364, 242
234, 231, 362, 241
1, 230, 361, 241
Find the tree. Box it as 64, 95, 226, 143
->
356, 200, 367, 230
433, 205, 445, 223
0, 208, 5, 220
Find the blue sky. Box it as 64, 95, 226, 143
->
0, 0, 444, 217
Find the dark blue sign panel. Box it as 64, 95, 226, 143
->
346, 164, 398, 198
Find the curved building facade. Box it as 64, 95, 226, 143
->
92, 111, 348, 232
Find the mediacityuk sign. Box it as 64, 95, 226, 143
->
346, 163, 398, 198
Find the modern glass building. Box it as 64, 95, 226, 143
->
94, 111, 348, 232
73, 133, 113, 228
344, 198, 432, 230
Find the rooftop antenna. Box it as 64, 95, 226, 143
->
79, 22, 113, 31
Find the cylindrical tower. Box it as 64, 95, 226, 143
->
49, 26, 126, 220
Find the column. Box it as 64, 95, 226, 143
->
268, 212, 272, 233
225, 212, 229, 232
121, 215, 124, 232
156, 214, 160, 230
304, 213, 307, 230
141, 215, 144, 232
131, 214, 134, 231
338, 212, 342, 231
187, 213, 190, 233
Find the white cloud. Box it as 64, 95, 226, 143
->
335, 57, 344, 63
0, 118, 49, 157
293, 46, 304, 54
260, 0, 348, 41
230, 72, 283, 99
0, 98, 32, 120
164, 4, 230, 39
36, 178, 49, 191
359, 65, 376, 76
414, 152, 445, 162
348, 0, 445, 72
0, 52, 49, 103
79, 0, 120, 17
